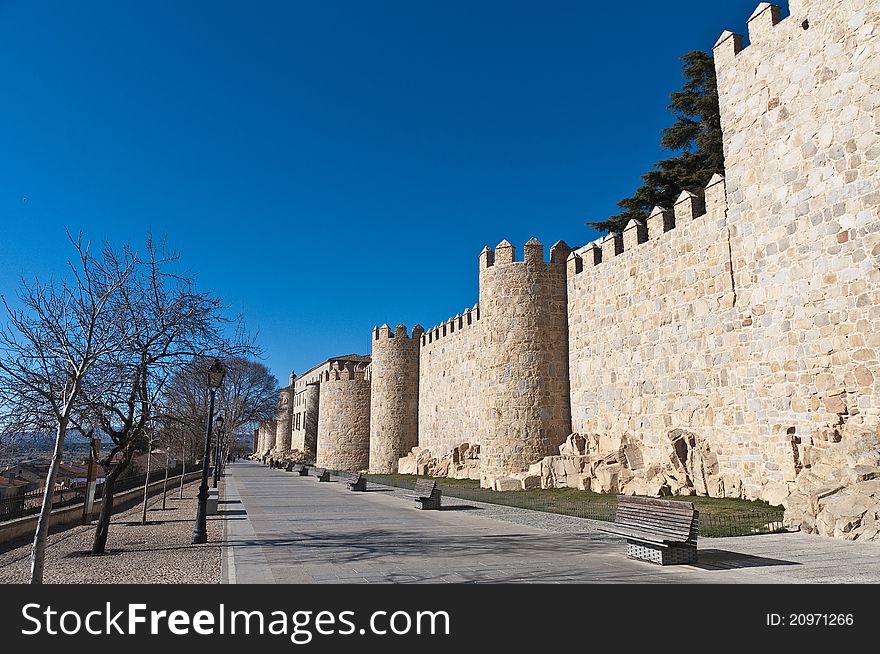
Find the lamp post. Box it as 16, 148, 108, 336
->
212, 415, 224, 488
191, 358, 225, 544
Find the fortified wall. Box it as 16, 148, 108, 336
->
259, 1, 879, 541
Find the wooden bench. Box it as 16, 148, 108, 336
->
312, 467, 330, 482
597, 495, 699, 565
411, 478, 441, 510
344, 472, 366, 491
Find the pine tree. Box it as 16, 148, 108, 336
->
589, 51, 724, 234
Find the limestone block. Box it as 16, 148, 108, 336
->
493, 477, 522, 492
852, 466, 880, 482
520, 474, 542, 490
593, 463, 621, 494
397, 455, 417, 476
760, 480, 791, 507
558, 433, 587, 456
644, 481, 672, 497
621, 477, 648, 496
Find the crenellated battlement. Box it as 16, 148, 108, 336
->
268, 2, 880, 539
479, 238, 571, 269
421, 304, 481, 346
567, 174, 728, 276
321, 360, 369, 382
713, 3, 789, 66
372, 322, 425, 341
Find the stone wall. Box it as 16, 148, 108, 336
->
290, 383, 320, 460
479, 238, 573, 488
369, 323, 423, 473
565, 0, 880, 504
273, 385, 294, 454
717, 0, 880, 497
256, 419, 276, 456
567, 181, 747, 493
417, 305, 484, 459
315, 362, 372, 471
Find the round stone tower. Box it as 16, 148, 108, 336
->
316, 362, 371, 471
258, 419, 276, 456
478, 238, 573, 488
273, 371, 296, 454
369, 323, 424, 473
301, 382, 320, 461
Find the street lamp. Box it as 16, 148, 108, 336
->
212, 415, 225, 488
191, 358, 225, 544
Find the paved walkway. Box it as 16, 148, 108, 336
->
221, 460, 880, 584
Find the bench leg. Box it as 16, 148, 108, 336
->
626, 540, 697, 565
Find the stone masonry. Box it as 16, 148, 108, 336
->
259, 1, 880, 541
369, 324, 423, 473
315, 362, 372, 471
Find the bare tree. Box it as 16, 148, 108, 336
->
216, 357, 278, 469
165, 356, 278, 477
0, 233, 134, 583
80, 237, 251, 554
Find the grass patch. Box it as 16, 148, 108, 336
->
361, 473, 785, 538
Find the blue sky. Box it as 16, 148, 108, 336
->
0, 0, 769, 385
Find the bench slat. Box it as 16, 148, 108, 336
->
613, 513, 695, 533
601, 524, 694, 541
598, 524, 695, 545
617, 496, 696, 514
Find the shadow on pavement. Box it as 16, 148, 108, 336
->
689, 549, 799, 570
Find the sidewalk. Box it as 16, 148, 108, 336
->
0, 478, 222, 584
222, 461, 880, 584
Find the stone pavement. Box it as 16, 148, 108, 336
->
220, 461, 880, 584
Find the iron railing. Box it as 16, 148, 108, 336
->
0, 462, 196, 522
350, 471, 785, 538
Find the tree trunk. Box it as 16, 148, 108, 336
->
141, 439, 153, 525
91, 457, 129, 555
179, 439, 187, 500
30, 420, 68, 584
92, 478, 114, 555
161, 445, 170, 510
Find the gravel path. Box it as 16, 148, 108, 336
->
0, 479, 222, 584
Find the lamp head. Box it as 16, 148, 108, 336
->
206, 358, 226, 389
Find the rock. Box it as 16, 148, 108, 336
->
576, 474, 592, 491
621, 477, 648, 496
761, 480, 791, 507
493, 477, 522, 492
819, 491, 876, 520
397, 454, 417, 475
852, 465, 880, 482
721, 474, 743, 498
558, 433, 587, 456
520, 474, 541, 490
644, 481, 671, 497
593, 463, 620, 494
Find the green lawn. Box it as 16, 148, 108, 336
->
362, 473, 785, 538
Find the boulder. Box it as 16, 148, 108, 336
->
593, 463, 621, 494
493, 477, 522, 492
621, 477, 648, 496
761, 480, 791, 507
520, 474, 541, 490
559, 433, 587, 456
397, 454, 417, 475
644, 480, 671, 497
